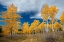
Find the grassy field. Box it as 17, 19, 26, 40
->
0, 31, 64, 42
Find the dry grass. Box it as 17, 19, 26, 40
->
0, 31, 64, 42
0, 34, 27, 42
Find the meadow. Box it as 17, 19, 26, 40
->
0, 31, 64, 42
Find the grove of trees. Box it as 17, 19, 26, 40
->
0, 4, 64, 36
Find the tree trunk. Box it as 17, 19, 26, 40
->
52, 21, 54, 32
46, 19, 48, 32
43, 28, 44, 34
10, 28, 12, 40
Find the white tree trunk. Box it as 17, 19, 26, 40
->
52, 21, 54, 32
46, 19, 48, 32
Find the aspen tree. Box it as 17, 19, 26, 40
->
41, 4, 49, 32
49, 6, 58, 32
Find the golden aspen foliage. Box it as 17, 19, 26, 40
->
2, 26, 10, 36
2, 12, 8, 19
7, 4, 17, 14
54, 22, 62, 31
13, 29, 18, 34
29, 20, 40, 34
22, 22, 29, 34
49, 6, 58, 21
60, 11, 64, 24
48, 24, 52, 29
48, 24, 54, 32
41, 4, 49, 20
37, 22, 45, 33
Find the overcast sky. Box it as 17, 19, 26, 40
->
0, 0, 64, 19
